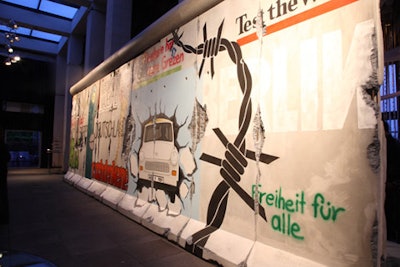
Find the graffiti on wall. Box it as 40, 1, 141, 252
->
89, 64, 132, 190
69, 88, 91, 174
252, 184, 346, 240
128, 94, 208, 213
137, 113, 186, 203
69, 0, 381, 264
173, 21, 280, 255
135, 37, 185, 89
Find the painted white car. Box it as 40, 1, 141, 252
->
138, 118, 179, 189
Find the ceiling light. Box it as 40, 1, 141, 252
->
8, 19, 18, 29
11, 55, 21, 63
7, 45, 13, 54
2, 19, 22, 64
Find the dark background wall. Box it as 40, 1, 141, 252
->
0, 59, 55, 168
0, 0, 178, 168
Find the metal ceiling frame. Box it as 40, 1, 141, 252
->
0, 0, 90, 61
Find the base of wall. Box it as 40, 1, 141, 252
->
64, 171, 329, 267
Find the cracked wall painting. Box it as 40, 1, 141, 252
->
91, 62, 132, 190
69, 0, 383, 266
176, 1, 381, 265
129, 35, 202, 216
69, 84, 95, 176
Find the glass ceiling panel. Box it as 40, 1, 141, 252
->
39, 0, 78, 19
13, 26, 31, 35
0, 25, 30, 35
2, 0, 39, 9
2, 0, 78, 20
31, 29, 61, 42
0, 23, 61, 44
1, 0, 74, 43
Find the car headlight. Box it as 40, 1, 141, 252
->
170, 149, 178, 165
139, 150, 145, 162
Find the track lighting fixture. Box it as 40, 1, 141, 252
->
3, 19, 21, 66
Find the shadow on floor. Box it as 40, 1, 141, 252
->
0, 249, 57, 267
2, 169, 399, 267
0, 171, 217, 267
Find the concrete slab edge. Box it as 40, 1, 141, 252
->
64, 174, 328, 267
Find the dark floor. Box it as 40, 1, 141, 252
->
1, 168, 400, 267
0, 168, 218, 267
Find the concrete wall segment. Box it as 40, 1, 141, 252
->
67, 0, 385, 266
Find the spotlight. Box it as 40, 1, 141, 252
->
9, 19, 18, 29
4, 59, 11, 66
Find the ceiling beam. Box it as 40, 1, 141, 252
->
0, 3, 72, 36
71, 6, 88, 34
0, 50, 55, 63
58, 37, 69, 53
10, 36, 59, 55
57, 0, 92, 7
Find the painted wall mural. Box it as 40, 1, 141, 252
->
67, 0, 384, 266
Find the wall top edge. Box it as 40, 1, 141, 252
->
69, 0, 224, 96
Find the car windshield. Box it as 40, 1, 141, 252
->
144, 122, 173, 142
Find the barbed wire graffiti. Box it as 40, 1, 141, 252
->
172, 21, 279, 256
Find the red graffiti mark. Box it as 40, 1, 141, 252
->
165, 37, 174, 51
92, 160, 128, 190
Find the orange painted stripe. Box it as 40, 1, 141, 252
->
237, 32, 258, 46
237, 0, 358, 46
